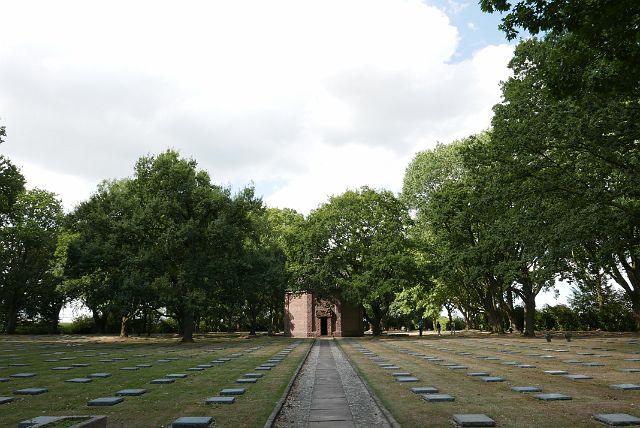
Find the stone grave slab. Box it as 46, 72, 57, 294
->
397, 376, 419, 382
52, 366, 73, 370
481, 376, 505, 382
593, 413, 640, 426
255, 366, 272, 371
610, 384, 640, 391
448, 365, 468, 370
518, 364, 536, 368
244, 373, 263, 378
544, 370, 568, 375
562, 360, 583, 364
619, 368, 640, 373
166, 373, 188, 378
206, 396, 235, 404
116, 388, 147, 396
197, 364, 212, 368
534, 393, 572, 401
382, 366, 400, 370
87, 396, 124, 406
378, 363, 394, 367
565, 374, 592, 380
71, 363, 90, 367
172, 416, 214, 427
211, 360, 225, 364
218, 358, 231, 362
261, 363, 277, 367
87, 373, 111, 378
120, 367, 139, 371
0, 396, 14, 404
150, 378, 175, 384
158, 359, 171, 363
392, 372, 412, 377
440, 363, 458, 366
583, 362, 605, 367
502, 361, 519, 366
137, 364, 152, 368
625, 358, 640, 362
9, 363, 29, 367
112, 357, 127, 361
577, 352, 594, 356
11, 373, 36, 378
236, 378, 257, 383
14, 388, 48, 395
0, 378, 9, 382
512, 386, 542, 393
187, 367, 204, 371
467, 372, 490, 377
423, 394, 455, 402
220, 388, 245, 395
452, 414, 496, 427
66, 378, 93, 383
411, 386, 438, 394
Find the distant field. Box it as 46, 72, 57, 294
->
0, 335, 312, 428
339, 333, 640, 428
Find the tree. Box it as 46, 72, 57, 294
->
0, 189, 63, 333
292, 187, 416, 335
0, 125, 26, 223
480, 0, 640, 98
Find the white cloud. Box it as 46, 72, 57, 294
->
0, 0, 512, 213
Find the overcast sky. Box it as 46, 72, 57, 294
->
0, 0, 514, 215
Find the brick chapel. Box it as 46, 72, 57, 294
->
284, 292, 364, 337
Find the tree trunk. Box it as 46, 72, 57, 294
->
181, 310, 195, 343
370, 304, 383, 336
5, 304, 18, 334
120, 315, 129, 338
523, 294, 537, 337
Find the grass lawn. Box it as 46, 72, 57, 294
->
0, 334, 312, 427
338, 333, 640, 428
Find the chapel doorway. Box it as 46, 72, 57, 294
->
320, 317, 328, 336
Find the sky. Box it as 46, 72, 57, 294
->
0, 0, 514, 214
0, 1, 566, 316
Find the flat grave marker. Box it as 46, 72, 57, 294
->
452, 414, 496, 427
220, 388, 245, 395
511, 386, 542, 393
171, 416, 214, 427
411, 386, 438, 394
150, 378, 175, 384
236, 378, 257, 383
116, 388, 147, 396
592, 413, 640, 426
0, 397, 14, 404
205, 396, 235, 404
87, 373, 111, 378
65, 378, 93, 383
423, 394, 455, 402
534, 393, 572, 401
14, 388, 48, 395
610, 384, 640, 391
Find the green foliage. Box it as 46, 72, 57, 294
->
0, 188, 63, 333
292, 187, 416, 335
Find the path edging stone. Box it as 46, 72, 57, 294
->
263, 339, 315, 428
335, 339, 401, 428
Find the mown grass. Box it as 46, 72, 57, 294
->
338, 333, 640, 428
0, 334, 312, 427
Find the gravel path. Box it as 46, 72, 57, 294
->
273, 339, 392, 428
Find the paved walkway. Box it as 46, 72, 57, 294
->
274, 339, 392, 428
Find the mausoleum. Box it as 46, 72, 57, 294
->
284, 292, 363, 337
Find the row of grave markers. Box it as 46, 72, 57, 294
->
1, 341, 302, 428
349, 338, 640, 427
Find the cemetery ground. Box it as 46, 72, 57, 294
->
1, 333, 639, 427
0, 334, 310, 427
339, 332, 640, 427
